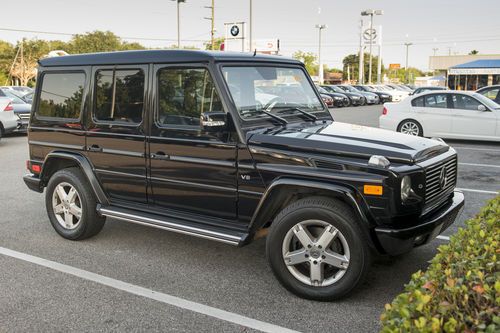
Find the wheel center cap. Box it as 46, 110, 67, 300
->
310, 249, 321, 258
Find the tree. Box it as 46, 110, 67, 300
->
204, 37, 224, 51
67, 31, 122, 54
10, 39, 54, 86
0, 40, 15, 84
292, 51, 318, 76
469, 50, 479, 55
342, 53, 384, 82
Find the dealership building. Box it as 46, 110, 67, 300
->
429, 55, 500, 90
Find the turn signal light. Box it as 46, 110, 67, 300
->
363, 185, 383, 196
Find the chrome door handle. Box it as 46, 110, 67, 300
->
88, 145, 103, 152
151, 152, 170, 160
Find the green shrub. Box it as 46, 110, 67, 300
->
380, 195, 500, 333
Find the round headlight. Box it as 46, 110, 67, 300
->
401, 176, 412, 201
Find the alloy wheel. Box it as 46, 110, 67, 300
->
400, 121, 420, 136
52, 182, 83, 230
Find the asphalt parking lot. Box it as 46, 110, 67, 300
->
0, 106, 498, 332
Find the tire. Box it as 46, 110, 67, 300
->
397, 119, 423, 137
360, 97, 366, 106
266, 197, 371, 301
45, 167, 105, 240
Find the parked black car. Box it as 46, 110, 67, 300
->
352, 85, 392, 103
23, 50, 464, 301
321, 85, 365, 106
317, 86, 350, 107
476, 85, 500, 104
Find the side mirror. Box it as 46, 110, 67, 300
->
477, 105, 487, 112
200, 111, 227, 132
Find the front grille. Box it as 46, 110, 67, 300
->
424, 156, 457, 210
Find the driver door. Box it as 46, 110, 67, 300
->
450, 93, 497, 140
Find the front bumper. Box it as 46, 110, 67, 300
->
15, 117, 29, 132
374, 191, 464, 255
23, 174, 43, 193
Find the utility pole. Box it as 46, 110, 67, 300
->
315, 24, 327, 84
376, 25, 382, 84
249, 0, 253, 52
172, 0, 186, 48
405, 42, 413, 83
432, 47, 438, 56
358, 19, 364, 84
204, 0, 215, 50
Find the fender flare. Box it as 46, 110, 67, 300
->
248, 178, 374, 233
40, 151, 109, 205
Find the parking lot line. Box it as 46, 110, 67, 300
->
456, 188, 499, 195
452, 146, 500, 152
0, 246, 300, 333
458, 162, 500, 169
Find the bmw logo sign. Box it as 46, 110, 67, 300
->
230, 25, 240, 37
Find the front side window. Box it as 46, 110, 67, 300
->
94, 69, 144, 124
222, 66, 326, 121
479, 88, 499, 101
451, 94, 482, 111
37, 72, 85, 119
157, 68, 223, 127
424, 94, 447, 108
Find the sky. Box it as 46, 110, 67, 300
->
1, 0, 500, 71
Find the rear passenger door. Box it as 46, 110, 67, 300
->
416, 93, 453, 137
86, 65, 148, 204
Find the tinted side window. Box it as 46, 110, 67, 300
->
94, 69, 144, 124
451, 94, 482, 111
480, 88, 499, 101
411, 96, 424, 107
157, 68, 223, 127
37, 72, 85, 119
424, 94, 447, 108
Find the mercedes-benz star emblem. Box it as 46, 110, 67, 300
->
230, 25, 240, 37
439, 167, 448, 190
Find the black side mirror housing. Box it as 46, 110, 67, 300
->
200, 111, 227, 132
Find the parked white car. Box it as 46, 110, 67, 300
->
369, 85, 409, 102
379, 90, 500, 142
0, 97, 19, 139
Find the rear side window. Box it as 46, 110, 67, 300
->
37, 72, 86, 119
94, 69, 145, 124
411, 96, 424, 107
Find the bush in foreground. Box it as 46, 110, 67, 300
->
380, 195, 500, 332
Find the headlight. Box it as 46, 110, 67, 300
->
352, 96, 360, 100
401, 176, 412, 201
335, 96, 342, 100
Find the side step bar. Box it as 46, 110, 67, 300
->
98, 206, 248, 246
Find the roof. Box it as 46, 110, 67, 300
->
38, 49, 301, 67
450, 59, 500, 69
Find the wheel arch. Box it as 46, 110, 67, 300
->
248, 178, 375, 238
40, 152, 109, 205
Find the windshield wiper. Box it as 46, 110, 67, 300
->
241, 109, 288, 125
279, 107, 318, 121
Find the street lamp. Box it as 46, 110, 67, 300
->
405, 42, 413, 83
315, 24, 327, 84
361, 9, 383, 84
172, 0, 186, 48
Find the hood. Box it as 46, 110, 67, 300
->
248, 121, 449, 164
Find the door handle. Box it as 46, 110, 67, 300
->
88, 144, 103, 152
151, 152, 170, 160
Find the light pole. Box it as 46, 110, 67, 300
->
315, 24, 327, 84
405, 42, 413, 83
249, 0, 253, 52
361, 9, 383, 84
172, 0, 186, 48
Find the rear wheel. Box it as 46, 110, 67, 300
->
45, 167, 105, 240
266, 197, 371, 301
397, 119, 423, 137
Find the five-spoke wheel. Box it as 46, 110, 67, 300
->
52, 182, 83, 230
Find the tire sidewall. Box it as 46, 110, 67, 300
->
45, 169, 93, 240
267, 202, 368, 300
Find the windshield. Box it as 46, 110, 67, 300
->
473, 92, 500, 109
222, 66, 326, 120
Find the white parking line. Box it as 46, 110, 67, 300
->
458, 162, 500, 169
457, 188, 499, 195
452, 146, 500, 152
436, 235, 450, 241
0, 247, 300, 333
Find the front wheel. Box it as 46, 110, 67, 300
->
266, 197, 371, 301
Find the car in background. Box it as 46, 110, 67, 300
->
316, 86, 349, 107
0, 86, 33, 95
385, 83, 414, 93
321, 85, 365, 106
22, 91, 34, 104
320, 93, 334, 108
476, 85, 500, 104
0, 89, 32, 132
370, 85, 408, 102
0, 97, 19, 139
410, 86, 446, 96
379, 90, 500, 141
339, 85, 379, 104
352, 85, 392, 103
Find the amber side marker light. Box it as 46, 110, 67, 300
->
364, 185, 383, 195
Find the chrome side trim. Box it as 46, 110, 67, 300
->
29, 140, 85, 151
100, 148, 144, 158
150, 176, 236, 193
99, 207, 242, 246
168, 155, 236, 168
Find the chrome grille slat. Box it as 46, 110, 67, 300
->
424, 155, 457, 210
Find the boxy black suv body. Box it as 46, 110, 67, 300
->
24, 50, 464, 300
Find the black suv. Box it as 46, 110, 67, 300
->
24, 50, 464, 300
